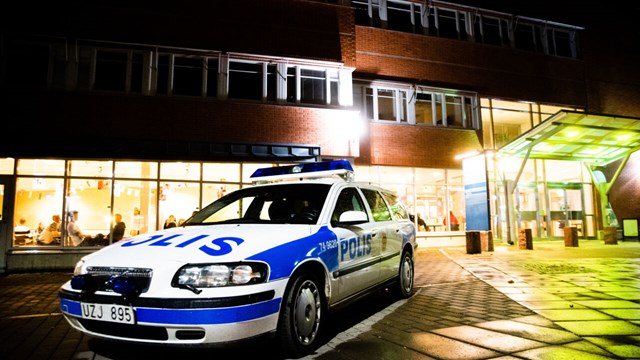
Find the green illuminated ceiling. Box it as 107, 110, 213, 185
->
496, 110, 640, 164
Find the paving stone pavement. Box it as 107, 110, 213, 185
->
1, 240, 639, 360
312, 240, 640, 360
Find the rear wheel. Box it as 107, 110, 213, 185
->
396, 250, 414, 298
278, 272, 325, 357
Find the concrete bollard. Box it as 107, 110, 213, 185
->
564, 226, 579, 247
465, 231, 481, 254
518, 228, 533, 250
603, 227, 618, 245
480, 231, 494, 252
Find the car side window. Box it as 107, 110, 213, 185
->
361, 188, 392, 222
381, 191, 410, 220
331, 188, 367, 225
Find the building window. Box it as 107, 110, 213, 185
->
300, 69, 326, 105
355, 165, 465, 232
351, 0, 581, 59
3, 36, 350, 106
229, 61, 262, 101
156, 54, 171, 95
435, 8, 466, 40
173, 56, 204, 97
81, 48, 149, 94
94, 50, 127, 92
475, 15, 510, 47
513, 22, 543, 53
378, 89, 397, 121
546, 28, 576, 58
415, 92, 436, 125
362, 86, 408, 123
206, 58, 219, 98
287, 66, 335, 106
9, 159, 298, 250
358, 83, 478, 129
387, 0, 415, 33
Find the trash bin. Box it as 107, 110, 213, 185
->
480, 231, 494, 252
465, 231, 481, 254
564, 226, 578, 247
518, 228, 533, 250
603, 226, 618, 245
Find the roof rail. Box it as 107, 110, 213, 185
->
250, 160, 354, 184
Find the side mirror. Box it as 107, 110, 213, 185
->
338, 210, 368, 224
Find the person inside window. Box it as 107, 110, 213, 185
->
38, 214, 61, 245
111, 213, 126, 241
67, 211, 90, 246
410, 213, 428, 231
164, 215, 177, 229
443, 210, 460, 231
14, 218, 32, 245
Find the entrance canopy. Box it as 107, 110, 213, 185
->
496, 110, 640, 165
496, 110, 640, 230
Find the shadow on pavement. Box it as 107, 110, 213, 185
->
87, 289, 401, 360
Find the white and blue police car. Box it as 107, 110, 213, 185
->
59, 160, 417, 357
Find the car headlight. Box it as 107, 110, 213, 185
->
172, 262, 268, 288
73, 260, 86, 276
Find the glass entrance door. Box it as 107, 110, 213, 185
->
547, 183, 584, 238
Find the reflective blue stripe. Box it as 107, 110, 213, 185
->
247, 226, 339, 280
59, 297, 281, 325
60, 298, 81, 315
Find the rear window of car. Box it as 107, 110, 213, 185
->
381, 191, 410, 220
361, 188, 392, 222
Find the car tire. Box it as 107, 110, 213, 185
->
395, 250, 414, 298
278, 271, 325, 357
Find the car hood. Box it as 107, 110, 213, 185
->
81, 224, 321, 268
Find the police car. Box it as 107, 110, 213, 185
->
59, 160, 417, 357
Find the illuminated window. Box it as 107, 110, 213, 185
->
17, 159, 65, 176
0, 158, 15, 175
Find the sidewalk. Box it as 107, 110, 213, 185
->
313, 239, 640, 359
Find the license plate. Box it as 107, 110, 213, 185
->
80, 302, 135, 324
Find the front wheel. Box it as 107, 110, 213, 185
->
396, 250, 414, 298
277, 272, 325, 358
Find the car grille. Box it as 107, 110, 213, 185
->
79, 318, 169, 340
86, 267, 153, 293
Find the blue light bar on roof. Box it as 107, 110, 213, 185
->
250, 160, 354, 182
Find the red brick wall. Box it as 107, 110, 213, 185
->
365, 123, 482, 169
355, 27, 587, 107
6, 92, 359, 159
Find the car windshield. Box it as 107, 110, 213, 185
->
185, 183, 331, 225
